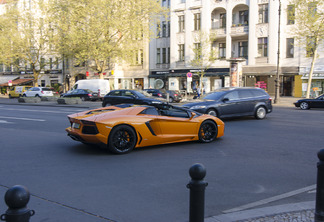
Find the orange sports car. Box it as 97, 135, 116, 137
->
66, 104, 225, 154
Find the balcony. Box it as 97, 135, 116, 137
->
230, 24, 249, 37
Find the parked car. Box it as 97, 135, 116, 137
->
23, 87, 54, 97
8, 86, 32, 98
66, 104, 225, 154
182, 87, 272, 119
72, 79, 110, 99
294, 94, 324, 109
102, 89, 167, 107
144, 89, 182, 103
60, 89, 100, 101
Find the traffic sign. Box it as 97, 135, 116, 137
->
187, 72, 192, 78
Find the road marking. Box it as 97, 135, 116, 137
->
0, 107, 76, 114
0, 116, 45, 122
0, 120, 13, 124
223, 184, 316, 213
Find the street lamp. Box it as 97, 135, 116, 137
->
274, 0, 281, 104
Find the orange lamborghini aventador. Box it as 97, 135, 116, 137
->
66, 104, 225, 154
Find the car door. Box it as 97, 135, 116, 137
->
218, 90, 241, 117
313, 95, 324, 108
237, 89, 256, 114
156, 107, 199, 141
106, 90, 122, 104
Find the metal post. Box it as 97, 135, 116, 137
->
274, 0, 281, 104
1, 185, 35, 222
187, 163, 208, 222
316, 149, 324, 222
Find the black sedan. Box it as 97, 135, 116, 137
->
144, 89, 182, 103
294, 94, 324, 109
102, 89, 167, 107
61, 89, 99, 101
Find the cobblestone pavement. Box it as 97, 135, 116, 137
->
240, 210, 314, 222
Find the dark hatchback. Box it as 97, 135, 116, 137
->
294, 94, 324, 109
61, 89, 100, 101
144, 89, 182, 103
182, 87, 272, 119
102, 89, 167, 107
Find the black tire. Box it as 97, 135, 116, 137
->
206, 108, 217, 117
8, 94, 12, 99
22, 94, 26, 97
169, 97, 174, 103
300, 102, 309, 110
108, 125, 137, 154
198, 120, 217, 143
255, 106, 267, 119
35, 94, 40, 97
81, 97, 85, 101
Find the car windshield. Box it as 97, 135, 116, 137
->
200, 91, 225, 100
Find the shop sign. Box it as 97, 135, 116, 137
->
302, 73, 324, 79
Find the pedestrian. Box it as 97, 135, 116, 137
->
197, 85, 201, 98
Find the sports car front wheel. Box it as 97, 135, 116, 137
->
108, 125, 137, 154
198, 120, 217, 143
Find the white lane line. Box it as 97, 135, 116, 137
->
0, 107, 76, 114
0, 120, 13, 124
0, 116, 45, 122
223, 184, 316, 213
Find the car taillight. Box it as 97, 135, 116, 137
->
88, 94, 92, 97
81, 120, 96, 126
158, 93, 162, 97
41, 91, 44, 94
174, 94, 178, 96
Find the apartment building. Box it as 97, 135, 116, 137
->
149, 0, 324, 97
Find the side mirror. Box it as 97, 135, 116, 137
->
189, 112, 196, 119
222, 98, 229, 102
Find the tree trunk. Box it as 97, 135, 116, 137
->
305, 47, 318, 98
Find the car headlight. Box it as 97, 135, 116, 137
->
190, 105, 206, 109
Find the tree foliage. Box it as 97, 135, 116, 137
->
0, 0, 55, 86
48, 0, 167, 79
289, 0, 324, 98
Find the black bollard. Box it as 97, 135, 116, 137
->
187, 163, 208, 222
1, 185, 35, 222
316, 150, 324, 222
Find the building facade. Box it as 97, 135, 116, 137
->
148, 0, 324, 97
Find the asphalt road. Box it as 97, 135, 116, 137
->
0, 104, 323, 222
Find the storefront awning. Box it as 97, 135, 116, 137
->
0, 78, 33, 87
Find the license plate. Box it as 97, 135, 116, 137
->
72, 123, 80, 129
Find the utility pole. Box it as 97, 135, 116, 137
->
274, 0, 281, 104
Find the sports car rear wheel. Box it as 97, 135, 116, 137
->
108, 125, 137, 154
198, 120, 217, 143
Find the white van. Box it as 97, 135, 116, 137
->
72, 79, 110, 99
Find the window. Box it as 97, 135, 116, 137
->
239, 10, 248, 25
308, 2, 317, 17
286, 38, 294, 58
194, 43, 201, 60
180, 0, 185, 3
157, 23, 161, 37
162, 48, 167, 63
219, 43, 226, 59
258, 4, 268, 23
162, 21, 167, 37
178, 44, 185, 61
258, 37, 268, 57
194, 13, 201, 31
239, 41, 248, 59
49, 58, 53, 69
224, 91, 239, 100
40, 58, 45, 69
167, 47, 170, 64
178, 15, 185, 32
220, 13, 226, 28
156, 48, 161, 64
287, 5, 295, 25
162, 0, 167, 7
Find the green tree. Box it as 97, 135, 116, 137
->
289, 0, 324, 98
48, 0, 167, 79
190, 31, 214, 93
0, 0, 56, 86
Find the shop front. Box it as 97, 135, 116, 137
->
149, 68, 230, 93
301, 73, 324, 98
